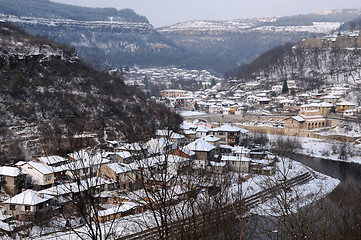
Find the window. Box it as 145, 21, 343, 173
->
218, 132, 224, 136
25, 205, 31, 211
38, 203, 43, 209
45, 175, 52, 182
10, 205, 15, 210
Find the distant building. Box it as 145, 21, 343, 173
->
160, 90, 187, 98
284, 109, 326, 130
336, 101, 356, 113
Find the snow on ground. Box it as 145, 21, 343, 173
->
180, 111, 205, 117
23, 157, 339, 240
267, 134, 361, 165
316, 121, 361, 138
248, 159, 340, 216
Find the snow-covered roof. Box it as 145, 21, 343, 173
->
185, 139, 215, 152
39, 177, 116, 197
0, 221, 13, 232
320, 94, 340, 99
36, 156, 67, 165
221, 155, 251, 162
156, 130, 184, 139
106, 151, 132, 159
97, 202, 141, 217
336, 101, 356, 106
180, 121, 197, 130
232, 146, 251, 155
146, 137, 175, 154
318, 102, 334, 107
4, 189, 52, 205
292, 116, 305, 122
202, 135, 220, 142
0, 166, 21, 177
212, 124, 248, 134
106, 163, 131, 174
300, 115, 325, 120
22, 161, 53, 175
196, 125, 210, 133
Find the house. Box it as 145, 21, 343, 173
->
66, 149, 111, 179
99, 163, 136, 190
0, 166, 24, 196
96, 202, 143, 223
170, 148, 195, 159
146, 137, 177, 155
336, 101, 356, 113
105, 151, 133, 164
155, 130, 185, 146
300, 102, 334, 116
207, 161, 227, 174
211, 124, 248, 147
18, 161, 55, 188
195, 125, 211, 138
39, 177, 116, 205
220, 156, 250, 173
184, 139, 215, 162
4, 189, 52, 221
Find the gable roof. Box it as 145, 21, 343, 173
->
22, 161, 53, 175
185, 139, 215, 152
212, 124, 248, 134
106, 163, 131, 174
291, 116, 305, 122
0, 166, 21, 177
4, 189, 52, 205
36, 156, 67, 165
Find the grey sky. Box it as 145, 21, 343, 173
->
51, 0, 361, 27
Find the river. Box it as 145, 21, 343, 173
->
293, 154, 361, 184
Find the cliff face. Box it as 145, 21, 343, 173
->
0, 22, 182, 163
0, 14, 179, 68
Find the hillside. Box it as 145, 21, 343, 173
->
1, 1, 360, 74
0, 0, 186, 70
225, 31, 361, 85
0, 0, 148, 23
159, 9, 361, 73
0, 22, 182, 163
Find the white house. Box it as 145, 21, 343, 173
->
18, 161, 55, 187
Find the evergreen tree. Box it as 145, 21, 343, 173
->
282, 79, 289, 94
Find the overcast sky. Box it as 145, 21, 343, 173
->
51, 0, 361, 27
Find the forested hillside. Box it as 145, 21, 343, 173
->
226, 31, 361, 82
0, 22, 181, 163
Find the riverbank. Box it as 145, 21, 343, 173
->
267, 134, 361, 165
